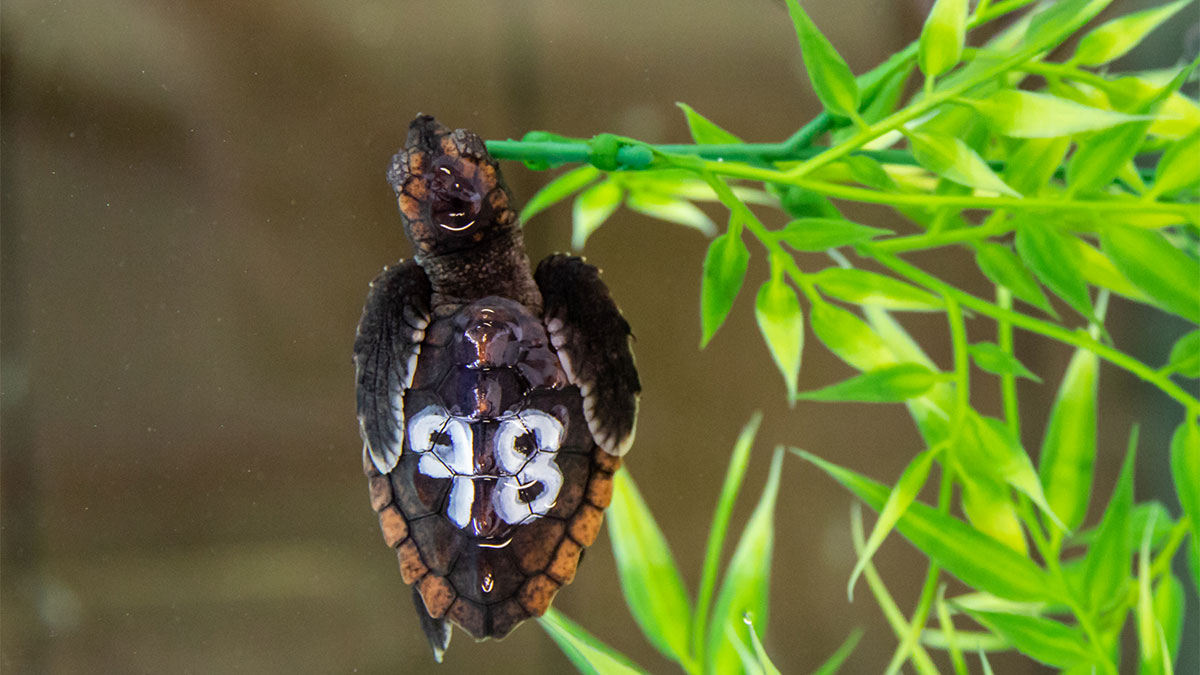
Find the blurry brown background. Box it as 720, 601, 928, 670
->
2, 1, 1196, 673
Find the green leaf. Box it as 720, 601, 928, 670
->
959, 472, 1028, 554
840, 155, 899, 191
964, 413, 1065, 531
1014, 221, 1094, 319
1070, 501, 1175, 552
847, 445, 941, 599
1136, 511, 1160, 673
964, 90, 1152, 138
1066, 63, 1193, 195
1038, 347, 1100, 533
743, 616, 782, 675
1072, 0, 1192, 66
1151, 127, 1200, 197
918, 0, 967, 80
1002, 137, 1072, 196
706, 448, 783, 675
1164, 330, 1200, 378
811, 629, 864, 675
974, 242, 1056, 316
700, 225, 751, 348
677, 102, 743, 145
625, 190, 716, 235
777, 218, 892, 251
1081, 429, 1137, 614
755, 270, 805, 400
795, 362, 942, 403
1068, 235, 1150, 303
968, 342, 1041, 382
796, 451, 1061, 602
908, 131, 1020, 196
539, 608, 649, 675
1169, 419, 1200, 590
572, 180, 623, 249
1101, 225, 1200, 323
607, 471, 693, 665
809, 301, 894, 371
814, 268, 943, 311
520, 165, 601, 224
961, 609, 1094, 669
776, 185, 845, 219
693, 413, 761, 660
783, 0, 860, 119
1152, 574, 1186, 669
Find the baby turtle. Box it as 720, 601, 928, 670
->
354, 115, 640, 661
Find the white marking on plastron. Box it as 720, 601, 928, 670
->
446, 476, 474, 529
492, 477, 526, 525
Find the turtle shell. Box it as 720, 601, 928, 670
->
365, 295, 621, 640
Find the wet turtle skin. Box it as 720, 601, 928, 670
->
355, 115, 639, 660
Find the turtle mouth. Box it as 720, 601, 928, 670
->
426, 158, 485, 233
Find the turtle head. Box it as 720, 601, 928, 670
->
387, 115, 519, 260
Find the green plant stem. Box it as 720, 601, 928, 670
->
850, 505, 941, 675
996, 288, 1021, 438
875, 216, 1013, 254
863, 249, 1200, 415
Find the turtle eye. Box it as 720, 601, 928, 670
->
427, 160, 483, 232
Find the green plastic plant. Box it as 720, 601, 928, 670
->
486, 0, 1200, 672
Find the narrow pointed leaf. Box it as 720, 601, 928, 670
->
700, 226, 751, 348
959, 473, 1028, 554
1152, 127, 1200, 197
1072, 0, 1192, 66
1081, 430, 1137, 614
755, 273, 805, 399
795, 362, 941, 403
625, 190, 716, 235
1101, 225, 1200, 323
811, 629, 864, 675
848, 445, 940, 598
572, 180, 623, 249
783, 0, 860, 118
908, 131, 1020, 196
814, 268, 943, 311
974, 242, 1056, 316
1164, 330, 1200, 378
778, 218, 892, 251
961, 609, 1094, 669
706, 448, 783, 675
694, 414, 761, 659
968, 342, 1041, 382
1068, 235, 1149, 302
1003, 137, 1072, 196
1136, 512, 1160, 672
744, 617, 782, 675
918, 0, 967, 79
1170, 419, 1200, 589
607, 472, 693, 665
810, 301, 894, 371
521, 165, 601, 223
1153, 574, 1186, 668
677, 102, 743, 145
539, 608, 649, 675
965, 414, 1065, 531
1014, 222, 1093, 319
796, 451, 1061, 602
1038, 347, 1100, 533
965, 90, 1152, 138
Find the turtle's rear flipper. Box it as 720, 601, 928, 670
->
413, 586, 452, 662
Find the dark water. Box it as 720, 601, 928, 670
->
2, 1, 1195, 673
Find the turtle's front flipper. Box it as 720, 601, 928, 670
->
354, 260, 432, 474
412, 586, 452, 663
535, 254, 640, 455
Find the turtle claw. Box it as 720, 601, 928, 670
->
413, 586, 452, 662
